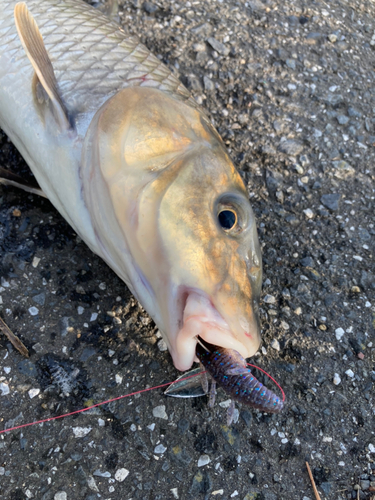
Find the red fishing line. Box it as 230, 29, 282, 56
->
247, 363, 286, 402
0, 365, 285, 435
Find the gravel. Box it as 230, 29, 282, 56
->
0, 0, 374, 499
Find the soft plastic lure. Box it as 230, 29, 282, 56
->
196, 338, 284, 422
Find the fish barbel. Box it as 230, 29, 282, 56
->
0, 0, 262, 371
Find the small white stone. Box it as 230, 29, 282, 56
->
28, 388, 40, 399
212, 490, 224, 496
171, 488, 179, 499
77, 306, 84, 315
3, 367, 11, 374
323, 436, 333, 442
32, 256, 41, 268
270, 428, 277, 436
90, 312, 98, 321
157, 339, 168, 352
338, 461, 345, 466
28, 306, 39, 316
345, 369, 354, 378
230, 491, 239, 498
115, 468, 129, 482
271, 339, 280, 351
278, 432, 286, 438
99, 282, 106, 290
264, 294, 276, 304
147, 423, 155, 431
333, 373, 341, 385
368, 443, 375, 453
335, 328, 345, 340
130, 424, 136, 432
25, 489, 34, 498
198, 454, 210, 467
294, 438, 301, 445
115, 374, 123, 384
87, 476, 99, 492
153, 405, 168, 420
0, 467, 4, 475
72, 426, 92, 438
280, 321, 289, 330
154, 444, 167, 454
54, 493, 67, 500
281, 438, 288, 444
303, 208, 314, 219
353, 255, 363, 261
98, 418, 105, 427
261, 346, 267, 355
365, 301, 371, 308
0, 382, 10, 396
219, 399, 232, 408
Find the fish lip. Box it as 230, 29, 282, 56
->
170, 286, 257, 371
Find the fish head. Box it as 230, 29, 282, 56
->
158, 145, 262, 370
82, 87, 262, 372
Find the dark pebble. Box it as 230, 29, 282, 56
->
18, 359, 38, 378
240, 410, 252, 427
79, 347, 97, 362
278, 139, 304, 156
320, 193, 341, 211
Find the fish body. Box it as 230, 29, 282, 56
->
0, 0, 263, 372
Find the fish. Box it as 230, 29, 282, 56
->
0, 0, 263, 374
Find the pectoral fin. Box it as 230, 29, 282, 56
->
14, 2, 70, 131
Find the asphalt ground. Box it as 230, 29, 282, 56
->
0, 1, 374, 499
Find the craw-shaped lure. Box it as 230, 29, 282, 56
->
196, 338, 284, 423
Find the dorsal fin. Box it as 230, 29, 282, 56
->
14, 2, 70, 131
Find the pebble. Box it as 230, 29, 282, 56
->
264, 294, 276, 304
28, 306, 39, 316
333, 373, 341, 385
32, 292, 46, 306
335, 328, 345, 341
28, 388, 40, 399
54, 493, 67, 500
157, 339, 168, 352
368, 444, 375, 453
320, 193, 341, 211
203, 76, 215, 91
0, 467, 4, 475
198, 455, 211, 467
207, 37, 230, 56
0, 382, 10, 396
153, 405, 168, 420
114, 468, 129, 482
154, 444, 167, 454
345, 369, 354, 378
271, 339, 280, 351
337, 115, 349, 125
303, 208, 314, 219
93, 470, 111, 478
328, 34, 337, 42
279, 139, 303, 155
72, 426, 92, 438
280, 321, 289, 330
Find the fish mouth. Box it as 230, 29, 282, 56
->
171, 288, 260, 371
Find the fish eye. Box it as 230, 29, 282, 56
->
218, 209, 237, 231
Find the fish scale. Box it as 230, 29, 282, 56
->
0, 0, 193, 119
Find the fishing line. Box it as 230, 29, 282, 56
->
0, 365, 285, 435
